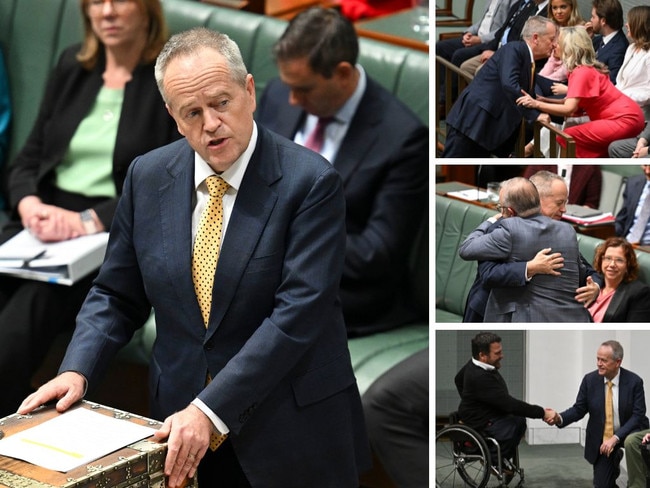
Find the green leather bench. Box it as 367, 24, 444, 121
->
1, 0, 428, 395
435, 194, 650, 323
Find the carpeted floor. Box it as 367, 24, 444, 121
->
436, 440, 630, 488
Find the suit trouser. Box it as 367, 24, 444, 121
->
362, 348, 429, 488
608, 136, 641, 158
593, 446, 624, 488
625, 429, 650, 488
484, 415, 526, 464
443, 125, 519, 159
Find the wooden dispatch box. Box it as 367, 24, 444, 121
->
0, 401, 198, 488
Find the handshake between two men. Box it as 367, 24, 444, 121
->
455, 334, 650, 488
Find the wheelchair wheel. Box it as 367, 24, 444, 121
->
436, 424, 491, 488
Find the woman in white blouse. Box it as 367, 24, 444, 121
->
616, 6, 650, 120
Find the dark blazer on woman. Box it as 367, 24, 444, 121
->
603, 279, 650, 322
6, 44, 180, 232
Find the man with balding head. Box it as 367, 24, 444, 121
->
459, 176, 592, 322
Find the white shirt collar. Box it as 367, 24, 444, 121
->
472, 357, 496, 371
194, 122, 258, 191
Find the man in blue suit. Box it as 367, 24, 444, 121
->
442, 16, 556, 158
590, 0, 628, 83
550, 340, 649, 488
18, 28, 371, 488
256, 8, 428, 336
615, 165, 650, 245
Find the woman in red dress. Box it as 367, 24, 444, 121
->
517, 26, 644, 158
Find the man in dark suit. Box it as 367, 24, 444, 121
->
442, 16, 556, 158
18, 28, 371, 488
447, 0, 549, 79
463, 171, 601, 322
256, 8, 428, 336
615, 165, 650, 245
550, 340, 649, 488
523, 164, 602, 208
590, 0, 628, 83
455, 332, 554, 469
459, 177, 592, 322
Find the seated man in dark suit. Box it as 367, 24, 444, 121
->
463, 170, 601, 322
450, 0, 549, 78
455, 332, 555, 473
256, 7, 428, 336
614, 164, 650, 246
549, 340, 649, 488
589, 0, 628, 84
442, 16, 556, 158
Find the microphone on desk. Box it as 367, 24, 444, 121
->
476, 164, 483, 201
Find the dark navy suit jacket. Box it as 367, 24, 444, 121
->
446, 40, 540, 152
559, 368, 648, 465
593, 30, 629, 83
615, 174, 647, 238
58, 128, 371, 486
256, 76, 428, 335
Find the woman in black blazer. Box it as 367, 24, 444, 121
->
0, 0, 180, 416
588, 237, 650, 322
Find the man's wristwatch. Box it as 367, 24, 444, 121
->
80, 209, 98, 235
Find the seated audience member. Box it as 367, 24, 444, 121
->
256, 8, 428, 336
0, 0, 180, 417
455, 332, 555, 473
458, 0, 549, 76
442, 16, 556, 158
625, 429, 650, 488
587, 237, 650, 322
459, 177, 592, 322
0, 48, 10, 209
517, 27, 644, 158
615, 165, 650, 245
588, 0, 628, 84
548, 340, 649, 488
609, 125, 650, 158
463, 171, 601, 322
523, 164, 602, 207
614, 6, 650, 120
362, 348, 428, 488
607, 6, 650, 157
436, 0, 518, 108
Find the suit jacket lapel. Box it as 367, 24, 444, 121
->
206, 129, 280, 336
334, 81, 381, 185
158, 141, 205, 326
603, 282, 628, 322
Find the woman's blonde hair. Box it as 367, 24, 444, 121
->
76, 0, 168, 70
559, 26, 608, 74
547, 0, 584, 27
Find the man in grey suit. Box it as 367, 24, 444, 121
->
18, 28, 371, 488
459, 177, 592, 322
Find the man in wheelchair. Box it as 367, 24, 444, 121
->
454, 332, 556, 479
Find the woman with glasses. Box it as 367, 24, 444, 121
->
587, 237, 650, 322
0, 0, 180, 416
